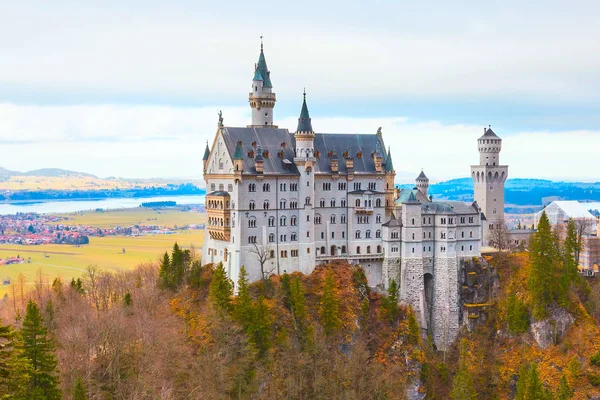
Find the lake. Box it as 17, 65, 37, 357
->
0, 195, 206, 215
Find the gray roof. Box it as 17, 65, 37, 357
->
416, 170, 428, 181
382, 217, 402, 227
207, 191, 230, 197
313, 133, 388, 174
395, 188, 429, 204
421, 201, 479, 215
220, 127, 299, 175
479, 127, 500, 140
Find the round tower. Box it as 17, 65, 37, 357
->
416, 170, 429, 198
248, 38, 277, 127
478, 125, 502, 166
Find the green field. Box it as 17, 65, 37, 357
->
0, 208, 206, 297
54, 207, 205, 228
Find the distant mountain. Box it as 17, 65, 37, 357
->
0, 167, 97, 178
398, 178, 600, 206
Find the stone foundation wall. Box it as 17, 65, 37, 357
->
431, 257, 460, 350
382, 257, 401, 290
401, 258, 425, 326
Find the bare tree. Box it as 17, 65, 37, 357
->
489, 218, 510, 252
575, 218, 595, 264
248, 242, 275, 283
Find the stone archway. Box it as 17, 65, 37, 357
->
423, 273, 434, 330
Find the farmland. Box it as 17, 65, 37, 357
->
0, 208, 205, 297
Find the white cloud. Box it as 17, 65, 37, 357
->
0, 102, 597, 181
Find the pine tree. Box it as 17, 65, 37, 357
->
0, 318, 30, 398
528, 212, 561, 318
507, 294, 530, 333
556, 374, 573, 400
563, 219, 580, 285
73, 377, 88, 400
234, 266, 253, 328
158, 251, 172, 289
450, 339, 477, 400
382, 279, 399, 322
319, 270, 341, 335
515, 362, 552, 400
20, 300, 61, 400
209, 262, 233, 313
248, 296, 271, 356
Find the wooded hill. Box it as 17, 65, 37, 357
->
1, 215, 600, 399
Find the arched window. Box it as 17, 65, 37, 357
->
249, 183, 256, 192
269, 233, 275, 242
263, 201, 269, 210
367, 246, 371, 254
412, 233, 415, 240
320, 246, 325, 254
341, 214, 347, 224
280, 216, 287, 226
341, 245, 347, 254
376, 229, 381, 238
291, 216, 297, 226
376, 198, 382, 207
366, 230, 371, 238
355, 199, 361, 207
330, 215, 336, 224
320, 199, 326, 207
356, 246, 361, 254
377, 245, 381, 253
249, 201, 256, 210
280, 200, 286, 209
355, 230, 361, 239
305, 197, 311, 205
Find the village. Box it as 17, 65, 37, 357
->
0, 212, 204, 246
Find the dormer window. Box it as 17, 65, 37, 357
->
357, 151, 363, 159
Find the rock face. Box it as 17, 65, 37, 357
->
530, 307, 574, 349
460, 257, 499, 330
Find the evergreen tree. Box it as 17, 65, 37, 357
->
158, 251, 172, 290
70, 278, 84, 294
248, 296, 271, 356
556, 374, 573, 400
407, 306, 420, 345
19, 300, 61, 400
563, 219, 580, 285
450, 339, 477, 400
515, 362, 552, 400
0, 319, 29, 398
507, 294, 530, 333
528, 212, 561, 318
73, 377, 88, 400
234, 266, 253, 328
382, 279, 399, 322
319, 270, 341, 335
290, 277, 308, 329
209, 262, 233, 313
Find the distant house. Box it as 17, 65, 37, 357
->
534, 200, 600, 234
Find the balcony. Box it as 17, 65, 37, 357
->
316, 253, 384, 262
354, 207, 374, 215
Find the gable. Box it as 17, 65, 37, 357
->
206, 130, 234, 175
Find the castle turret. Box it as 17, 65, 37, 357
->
248, 39, 277, 127
416, 170, 429, 199
294, 89, 315, 159
471, 125, 509, 246
202, 141, 210, 176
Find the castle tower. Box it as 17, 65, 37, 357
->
248, 39, 277, 127
202, 141, 210, 178
384, 146, 396, 217
293, 90, 316, 273
471, 126, 508, 246
416, 170, 429, 199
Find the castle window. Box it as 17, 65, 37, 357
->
341, 214, 347, 224
307, 215, 310, 222
341, 245, 347, 254
356, 199, 361, 207
355, 230, 361, 239
412, 233, 415, 240
441, 232, 446, 239
268, 217, 275, 227
305, 197, 311, 205
248, 218, 257, 228
470, 245, 473, 251
321, 246, 326, 254
470, 231, 473, 238
412, 247, 415, 254
280, 183, 286, 191
263, 201, 269, 210
376, 198, 382, 207
330, 215, 336, 224
291, 233, 297, 241
341, 199, 346, 207
366, 230, 371, 238
219, 184, 224, 191
331, 232, 335, 239
263, 183, 270, 192
211, 183, 216, 191
376, 230, 381, 238
280, 216, 287, 226
356, 246, 361, 254
291, 250, 299, 257
330, 199, 336, 207
412, 218, 415, 225
280, 235, 287, 242
428, 232, 431, 238
367, 246, 371, 254
461, 231, 465, 238
342, 231, 345, 239
376, 214, 381, 223
315, 215, 322, 224
321, 232, 325, 239
249, 201, 256, 210
291, 216, 297, 226
290, 183, 298, 191
320, 199, 326, 207
269, 233, 275, 242
469, 217, 474, 223
461, 245, 464, 251
377, 245, 381, 253
249, 183, 256, 192
307, 248, 311, 254
281, 250, 287, 258
280, 200, 286, 209
307, 231, 310, 238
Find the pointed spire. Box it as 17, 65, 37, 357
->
202, 141, 210, 161
416, 169, 429, 181
385, 146, 394, 172
254, 36, 272, 88
233, 141, 244, 160
296, 89, 313, 133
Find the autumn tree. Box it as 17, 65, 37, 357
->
20, 300, 61, 400
209, 262, 233, 313
489, 218, 510, 251
248, 242, 275, 288
319, 270, 341, 336
450, 339, 476, 400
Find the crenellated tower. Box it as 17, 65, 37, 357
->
416, 170, 429, 199
471, 126, 508, 246
248, 39, 277, 127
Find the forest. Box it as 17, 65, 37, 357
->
1, 213, 600, 399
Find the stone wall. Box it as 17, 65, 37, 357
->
431, 257, 460, 350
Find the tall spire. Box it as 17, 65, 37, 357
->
254, 37, 272, 88
202, 140, 210, 161
296, 89, 313, 133
386, 146, 394, 172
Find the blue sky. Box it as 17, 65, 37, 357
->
0, 1, 599, 181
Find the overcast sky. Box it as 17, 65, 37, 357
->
0, 1, 599, 182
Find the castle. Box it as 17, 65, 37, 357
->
202, 41, 507, 348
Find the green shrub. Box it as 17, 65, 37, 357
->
588, 374, 600, 386
591, 350, 600, 367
